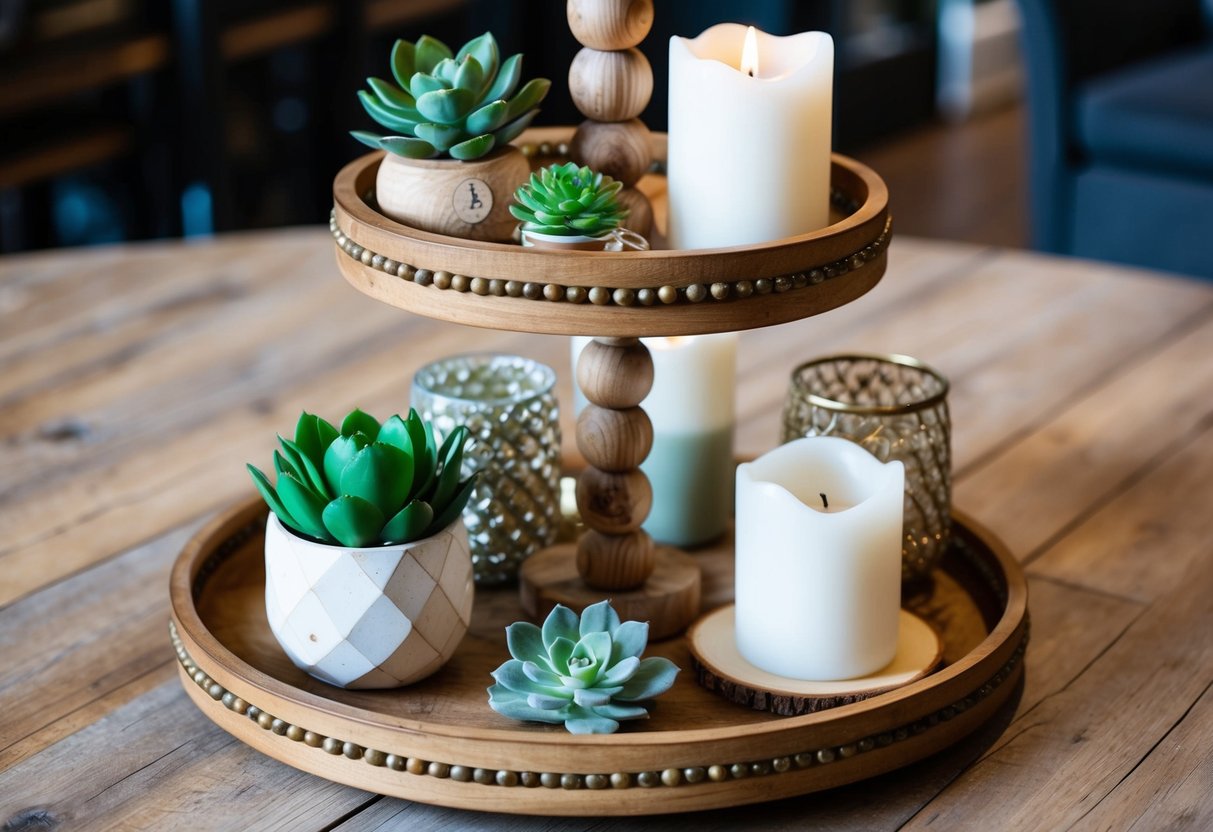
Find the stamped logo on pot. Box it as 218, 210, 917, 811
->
453, 178, 493, 224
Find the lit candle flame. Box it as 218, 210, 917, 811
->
741, 26, 759, 77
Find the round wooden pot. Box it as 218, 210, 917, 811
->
375, 147, 531, 243
263, 514, 474, 689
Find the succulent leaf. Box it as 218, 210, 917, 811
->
322, 495, 385, 548
323, 433, 368, 490
294, 412, 339, 469
382, 499, 433, 544
339, 442, 413, 518
247, 465, 291, 524
278, 436, 330, 498
512, 162, 627, 238
277, 473, 330, 541
376, 414, 414, 456
355, 33, 546, 160
426, 476, 476, 535
488, 602, 678, 734
414, 35, 453, 74
341, 408, 380, 440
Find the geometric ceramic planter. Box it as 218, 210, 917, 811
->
263, 513, 473, 689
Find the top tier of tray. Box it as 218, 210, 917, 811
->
330, 129, 890, 339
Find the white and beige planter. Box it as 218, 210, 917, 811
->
263, 514, 474, 689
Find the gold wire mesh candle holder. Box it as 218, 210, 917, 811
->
781, 354, 952, 582
411, 354, 562, 585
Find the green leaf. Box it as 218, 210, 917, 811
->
505, 621, 546, 663
482, 53, 522, 103
513, 186, 548, 214
376, 415, 414, 455
425, 476, 475, 534
414, 34, 453, 74
542, 606, 580, 651
569, 215, 613, 232
416, 88, 475, 125
452, 55, 484, 94
609, 620, 650, 664
455, 32, 499, 89
341, 408, 380, 440
367, 77, 416, 111
579, 601, 622, 638
340, 442, 413, 518
430, 426, 469, 508
379, 136, 437, 158
487, 684, 570, 724
408, 72, 446, 99
323, 433, 369, 490
382, 499, 434, 544
247, 465, 292, 525
490, 108, 538, 147
294, 412, 336, 470
548, 635, 575, 673
563, 715, 620, 734
277, 473, 331, 541
278, 436, 329, 498
414, 122, 465, 152
508, 204, 536, 224
404, 410, 435, 499
505, 78, 550, 121
358, 90, 420, 133
593, 703, 650, 720
389, 39, 416, 88
466, 100, 508, 135
321, 495, 385, 547
600, 655, 640, 686
350, 130, 385, 150
615, 657, 680, 701
448, 134, 495, 160
431, 57, 459, 85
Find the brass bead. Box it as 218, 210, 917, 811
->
809, 269, 825, 284
816, 748, 836, 764
505, 279, 524, 297
496, 770, 519, 787
565, 285, 588, 303
585, 773, 609, 790
428, 761, 451, 778
385, 754, 406, 771
270, 718, 288, 735
360, 249, 373, 265
610, 772, 631, 788
539, 141, 553, 155
370, 254, 385, 270
755, 278, 773, 294
772, 756, 791, 773
561, 773, 581, 790
710, 282, 730, 300
322, 737, 343, 755
303, 731, 324, 747
397, 263, 415, 279
543, 283, 563, 301
257, 712, 274, 729
245, 706, 260, 720
858, 738, 875, 752
657, 285, 678, 304
794, 752, 814, 768
750, 761, 771, 776
729, 763, 748, 779
221, 692, 235, 709
229, 697, 249, 715
521, 771, 541, 787
661, 768, 682, 786
838, 744, 858, 758
683, 767, 706, 784
433, 271, 453, 290
734, 280, 754, 298
774, 276, 792, 292
382, 258, 397, 274
414, 269, 434, 286
588, 286, 611, 305
636, 771, 659, 788
207, 683, 223, 700
450, 765, 472, 782
364, 749, 387, 767
448, 274, 468, 292
792, 272, 808, 289
685, 283, 707, 303
613, 287, 635, 306
191, 669, 206, 684
406, 757, 427, 775
489, 278, 506, 296
342, 742, 363, 760
707, 765, 728, 782
540, 772, 561, 788
523, 282, 543, 300
637, 287, 656, 306
474, 768, 495, 785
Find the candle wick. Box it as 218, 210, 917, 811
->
747, 68, 754, 78
820, 492, 829, 509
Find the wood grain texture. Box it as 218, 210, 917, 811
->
4, 227, 1213, 827
568, 48, 653, 123
570, 118, 653, 186
567, 0, 654, 51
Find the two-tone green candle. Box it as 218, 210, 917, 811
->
573, 333, 738, 547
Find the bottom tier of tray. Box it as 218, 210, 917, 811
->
169, 498, 1027, 817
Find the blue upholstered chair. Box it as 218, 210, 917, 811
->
1015, 0, 1213, 278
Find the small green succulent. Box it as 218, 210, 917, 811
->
351, 32, 550, 161
510, 162, 628, 237
488, 601, 679, 734
248, 408, 475, 547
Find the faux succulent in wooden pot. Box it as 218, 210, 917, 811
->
353, 32, 548, 242
248, 409, 477, 689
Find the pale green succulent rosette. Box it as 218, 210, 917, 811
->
247, 408, 476, 547
350, 32, 550, 161
488, 601, 680, 734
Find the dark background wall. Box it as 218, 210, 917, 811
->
0, 0, 935, 253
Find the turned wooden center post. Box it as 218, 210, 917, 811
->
574, 336, 657, 589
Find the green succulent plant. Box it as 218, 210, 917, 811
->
248, 408, 476, 548
351, 32, 550, 161
487, 601, 679, 734
510, 162, 628, 237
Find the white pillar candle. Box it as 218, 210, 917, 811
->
668, 23, 834, 249
572, 333, 737, 547
735, 437, 904, 681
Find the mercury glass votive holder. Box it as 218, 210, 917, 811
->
411, 354, 562, 585
781, 354, 951, 582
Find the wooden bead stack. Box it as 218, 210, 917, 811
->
566, 0, 655, 237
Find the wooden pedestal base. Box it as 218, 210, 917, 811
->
519, 544, 701, 641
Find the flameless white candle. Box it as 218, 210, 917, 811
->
735, 437, 904, 681
667, 23, 834, 249
572, 333, 737, 547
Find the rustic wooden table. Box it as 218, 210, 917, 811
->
2, 229, 1211, 830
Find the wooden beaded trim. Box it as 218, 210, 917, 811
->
170, 514, 1027, 792
328, 207, 891, 309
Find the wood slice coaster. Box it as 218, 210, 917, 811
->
518, 543, 700, 641
688, 606, 944, 716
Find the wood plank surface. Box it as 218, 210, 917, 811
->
2, 228, 1212, 830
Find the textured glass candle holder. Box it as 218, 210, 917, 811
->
781, 354, 951, 583
411, 354, 562, 585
